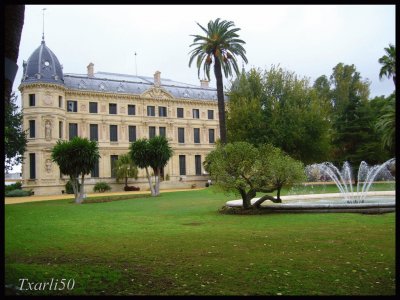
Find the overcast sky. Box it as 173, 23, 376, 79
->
15, 4, 395, 98
8, 4, 396, 174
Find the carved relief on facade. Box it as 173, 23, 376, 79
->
45, 158, 52, 173
142, 87, 173, 99
100, 104, 106, 113
80, 103, 87, 112
43, 92, 53, 106
45, 119, 52, 141
120, 106, 126, 114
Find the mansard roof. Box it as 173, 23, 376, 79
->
64, 71, 225, 101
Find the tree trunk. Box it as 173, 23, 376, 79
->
239, 188, 256, 209
214, 57, 227, 144
276, 186, 282, 202
77, 174, 86, 204
155, 168, 160, 196
125, 176, 128, 188
253, 194, 280, 208
145, 167, 156, 196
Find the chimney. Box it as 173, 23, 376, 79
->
154, 71, 161, 87
87, 63, 94, 78
200, 79, 209, 88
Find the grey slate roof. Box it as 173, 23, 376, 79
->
64, 72, 223, 101
21, 41, 226, 101
21, 40, 64, 85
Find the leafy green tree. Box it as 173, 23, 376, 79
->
189, 18, 248, 144
378, 43, 396, 86
328, 63, 378, 167
130, 136, 173, 196
226, 69, 266, 145
227, 66, 332, 164
51, 137, 100, 203
113, 153, 138, 188
329, 63, 370, 115
5, 92, 27, 170
205, 142, 305, 209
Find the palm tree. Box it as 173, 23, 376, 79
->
189, 18, 248, 144
113, 154, 138, 189
375, 94, 395, 153
130, 136, 173, 196
51, 137, 100, 203
378, 44, 396, 86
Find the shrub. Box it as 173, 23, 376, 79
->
5, 181, 22, 193
5, 189, 33, 197
93, 182, 112, 193
65, 180, 80, 194
124, 186, 140, 191
205, 182, 210, 187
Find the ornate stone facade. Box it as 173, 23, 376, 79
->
20, 41, 220, 195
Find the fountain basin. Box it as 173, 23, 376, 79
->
225, 191, 395, 213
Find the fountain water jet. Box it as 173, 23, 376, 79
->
309, 158, 395, 204
225, 158, 395, 213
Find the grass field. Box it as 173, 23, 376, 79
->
5, 185, 396, 295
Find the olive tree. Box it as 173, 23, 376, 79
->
205, 142, 306, 209
51, 137, 100, 203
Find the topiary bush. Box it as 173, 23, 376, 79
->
93, 182, 112, 193
5, 189, 33, 197
65, 180, 80, 194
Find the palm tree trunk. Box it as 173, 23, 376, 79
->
145, 167, 156, 196
214, 58, 227, 144
155, 168, 160, 196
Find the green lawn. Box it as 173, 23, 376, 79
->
5, 186, 396, 296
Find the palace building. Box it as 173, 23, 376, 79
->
19, 38, 221, 195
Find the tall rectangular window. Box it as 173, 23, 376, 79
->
177, 107, 184, 118
110, 125, 118, 142
91, 159, 99, 178
129, 125, 136, 142
149, 126, 156, 139
128, 104, 136, 115
29, 120, 35, 138
208, 110, 214, 120
109, 103, 117, 114
90, 124, 98, 141
67, 100, 77, 112
178, 127, 185, 143
193, 109, 200, 119
29, 153, 36, 179
69, 123, 78, 140
159, 106, 167, 117
58, 96, 63, 108
89, 102, 98, 113
110, 155, 118, 178
159, 127, 166, 137
195, 155, 202, 175
147, 106, 155, 116
179, 155, 186, 176
59, 121, 63, 139
29, 94, 35, 106
209, 128, 215, 144
194, 128, 200, 144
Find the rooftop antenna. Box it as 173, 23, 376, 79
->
42, 8, 47, 42
134, 52, 138, 76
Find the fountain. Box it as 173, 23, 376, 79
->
307, 158, 395, 204
225, 158, 396, 213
